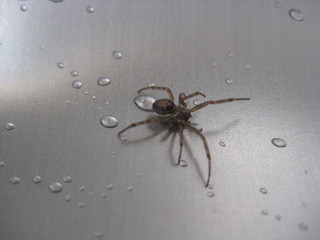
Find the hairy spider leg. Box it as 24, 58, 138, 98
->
182, 91, 206, 100
187, 98, 250, 113
178, 120, 212, 187
137, 86, 174, 102
118, 117, 170, 136
177, 126, 184, 166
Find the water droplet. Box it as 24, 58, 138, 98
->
193, 99, 202, 105
49, 0, 64, 2
71, 71, 78, 77
289, 9, 304, 21
97, 77, 111, 86
106, 184, 113, 190
113, 51, 123, 60
111, 151, 115, 155
20, 4, 28, 12
219, 141, 226, 147
91, 96, 96, 100
62, 176, 72, 183
97, 107, 102, 111
207, 192, 215, 197
299, 222, 309, 230
271, 138, 286, 148
134, 94, 156, 111
210, 62, 217, 67
261, 209, 268, 215
136, 173, 141, 177
259, 187, 268, 194
0, 41, 3, 45
126, 185, 134, 191
78, 186, 85, 191
207, 184, 213, 189
94, 231, 104, 238
225, 78, 234, 84
10, 177, 21, 184
84, 91, 89, 95
227, 52, 235, 57
4, 123, 15, 130
304, 169, 309, 174
245, 64, 252, 69
65, 195, 71, 201
72, 80, 83, 89
77, 202, 86, 208
89, 192, 94, 195
100, 115, 118, 128
274, 2, 282, 8
275, 215, 282, 220
57, 62, 64, 68
65, 100, 70, 105
32, 176, 42, 183
178, 160, 188, 167
100, 193, 107, 198
147, 82, 156, 87
49, 182, 63, 192
86, 6, 95, 13
0, 161, 5, 167
190, 123, 203, 132
105, 101, 109, 105
118, 133, 128, 142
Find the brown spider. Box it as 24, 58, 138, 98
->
118, 86, 250, 187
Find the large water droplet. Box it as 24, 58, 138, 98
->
134, 94, 156, 111
71, 71, 78, 77
20, 4, 28, 12
207, 192, 215, 197
97, 77, 111, 86
62, 176, 72, 183
10, 177, 21, 184
259, 187, 268, 194
271, 138, 286, 147
4, 123, 15, 130
72, 80, 83, 89
100, 115, 118, 128
49, 182, 63, 192
289, 9, 304, 21
86, 6, 95, 13
299, 222, 309, 230
32, 176, 42, 183
113, 51, 123, 59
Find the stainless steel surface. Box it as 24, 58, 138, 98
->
1, 0, 320, 240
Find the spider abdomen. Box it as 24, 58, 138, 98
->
152, 99, 176, 115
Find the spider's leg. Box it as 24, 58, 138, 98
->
137, 86, 174, 102
181, 121, 212, 188
118, 117, 170, 136
187, 98, 250, 113
182, 92, 206, 100
177, 126, 184, 166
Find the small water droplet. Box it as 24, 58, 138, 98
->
100, 115, 118, 128
245, 64, 252, 69
111, 151, 115, 155
126, 185, 134, 191
49, 0, 64, 2
20, 4, 28, 12
193, 99, 202, 105
304, 169, 309, 174
259, 187, 268, 194
113, 51, 123, 60
65, 100, 70, 105
57, 62, 64, 68
100, 193, 107, 198
271, 138, 286, 147
261, 209, 268, 215
62, 176, 72, 183
274, 2, 282, 8
32, 176, 42, 183
219, 141, 226, 147
134, 94, 156, 111
0, 161, 5, 167
227, 52, 235, 57
225, 78, 234, 85
118, 133, 128, 142
289, 9, 304, 21
178, 160, 188, 167
190, 123, 203, 132
4, 123, 15, 130
10, 177, 21, 184
210, 62, 217, 67
49, 182, 63, 192
207, 184, 213, 189
105, 101, 109, 105
94, 231, 104, 238
136, 173, 141, 177
84, 91, 89, 95
147, 82, 156, 87
89, 192, 94, 195
77, 202, 86, 208
106, 184, 113, 190
0, 41, 3, 45
275, 215, 282, 220
91, 96, 96, 100
86, 6, 95, 13
72, 80, 83, 89
207, 192, 215, 197
65, 195, 71, 201
71, 71, 78, 77
299, 222, 309, 230
78, 186, 85, 191
97, 77, 111, 86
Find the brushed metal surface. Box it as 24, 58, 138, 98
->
1, 0, 320, 240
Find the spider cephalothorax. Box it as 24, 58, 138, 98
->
118, 86, 250, 187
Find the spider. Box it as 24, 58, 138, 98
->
118, 86, 250, 187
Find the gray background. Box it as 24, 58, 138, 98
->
1, 0, 319, 240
